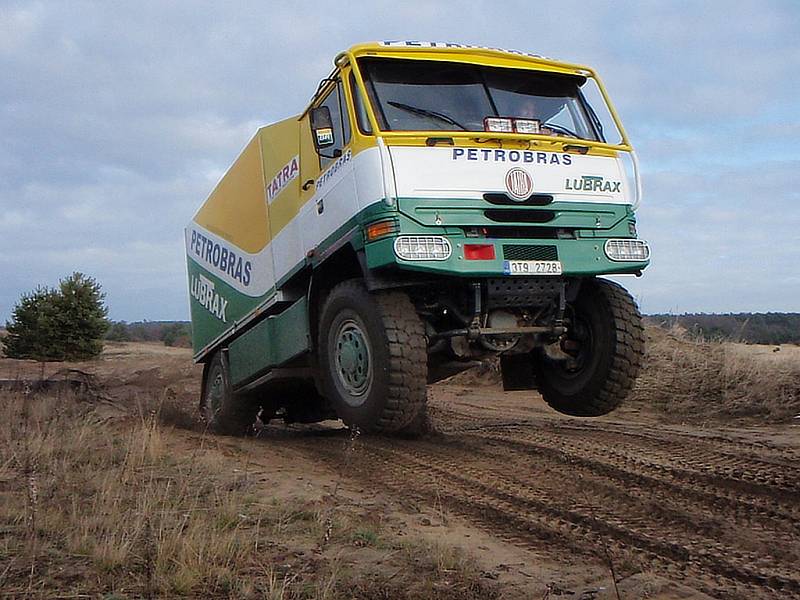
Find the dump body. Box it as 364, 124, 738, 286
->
186, 42, 650, 414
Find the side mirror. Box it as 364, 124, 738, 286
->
310, 106, 335, 151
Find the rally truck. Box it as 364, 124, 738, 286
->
186, 41, 650, 435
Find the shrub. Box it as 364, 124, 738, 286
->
161, 322, 191, 347
3, 272, 110, 361
106, 321, 132, 342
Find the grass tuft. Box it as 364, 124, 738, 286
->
0, 389, 500, 598
630, 326, 800, 421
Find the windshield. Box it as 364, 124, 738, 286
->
358, 57, 604, 142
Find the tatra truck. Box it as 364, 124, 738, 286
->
186, 41, 650, 435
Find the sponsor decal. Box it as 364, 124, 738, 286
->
505, 168, 533, 200
267, 155, 299, 203
190, 274, 228, 323
565, 175, 621, 193
315, 128, 334, 147
189, 228, 252, 288
316, 148, 352, 191
380, 41, 546, 59
452, 148, 572, 165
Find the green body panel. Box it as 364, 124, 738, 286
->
227, 296, 310, 386
365, 234, 646, 276
187, 259, 275, 357
399, 198, 630, 231
363, 200, 647, 277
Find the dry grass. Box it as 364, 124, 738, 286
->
0, 388, 498, 598
630, 326, 800, 421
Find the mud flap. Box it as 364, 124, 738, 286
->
500, 353, 536, 391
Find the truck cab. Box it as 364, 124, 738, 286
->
189, 42, 649, 435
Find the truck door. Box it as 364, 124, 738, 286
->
298, 78, 357, 261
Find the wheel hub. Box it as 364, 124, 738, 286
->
559, 314, 592, 373
334, 319, 372, 398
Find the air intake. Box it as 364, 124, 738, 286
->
502, 245, 558, 261
484, 209, 555, 223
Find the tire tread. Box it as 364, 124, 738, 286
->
539, 278, 645, 416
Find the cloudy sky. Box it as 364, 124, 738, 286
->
1, 0, 798, 322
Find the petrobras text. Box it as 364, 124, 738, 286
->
379, 41, 546, 59
316, 148, 352, 192
452, 148, 572, 165
188, 228, 252, 288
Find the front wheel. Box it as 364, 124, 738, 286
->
533, 279, 644, 417
318, 280, 427, 433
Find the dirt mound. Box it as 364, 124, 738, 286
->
630, 326, 800, 421
439, 326, 800, 422
441, 357, 502, 387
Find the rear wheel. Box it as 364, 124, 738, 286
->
318, 280, 427, 433
533, 278, 644, 417
201, 352, 259, 435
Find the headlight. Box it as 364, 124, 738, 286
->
394, 236, 452, 261
604, 239, 650, 262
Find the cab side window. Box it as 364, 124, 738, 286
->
350, 72, 373, 134
318, 80, 352, 169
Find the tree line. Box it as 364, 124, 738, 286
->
646, 313, 800, 345
105, 321, 191, 347
3, 273, 797, 362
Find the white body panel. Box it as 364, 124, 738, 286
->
272, 146, 385, 284
388, 146, 630, 204
185, 224, 275, 298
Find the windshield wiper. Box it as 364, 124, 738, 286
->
543, 122, 580, 139
387, 101, 467, 130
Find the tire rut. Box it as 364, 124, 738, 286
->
295, 434, 800, 600
184, 407, 800, 600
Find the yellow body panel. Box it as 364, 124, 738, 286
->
347, 42, 589, 76
260, 118, 303, 240
194, 134, 269, 253
194, 116, 304, 253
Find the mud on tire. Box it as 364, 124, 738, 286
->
201, 351, 259, 435
533, 278, 645, 417
318, 280, 427, 433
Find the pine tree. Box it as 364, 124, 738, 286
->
3, 273, 110, 361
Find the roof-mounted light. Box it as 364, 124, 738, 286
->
484, 117, 514, 133
484, 117, 542, 134
513, 119, 540, 134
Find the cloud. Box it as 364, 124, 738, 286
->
1, 0, 799, 321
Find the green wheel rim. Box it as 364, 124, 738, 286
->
334, 318, 372, 402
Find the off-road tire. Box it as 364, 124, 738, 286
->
201, 352, 259, 435
533, 278, 644, 417
318, 280, 427, 433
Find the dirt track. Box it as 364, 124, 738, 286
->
203, 384, 800, 600
4, 343, 799, 599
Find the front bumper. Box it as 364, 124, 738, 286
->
365, 233, 649, 277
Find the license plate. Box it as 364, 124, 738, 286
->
503, 260, 562, 275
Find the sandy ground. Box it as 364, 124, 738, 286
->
726, 341, 800, 363
2, 341, 799, 599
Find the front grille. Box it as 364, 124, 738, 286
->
483, 193, 554, 206
502, 244, 558, 261
483, 226, 563, 239
484, 209, 555, 223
